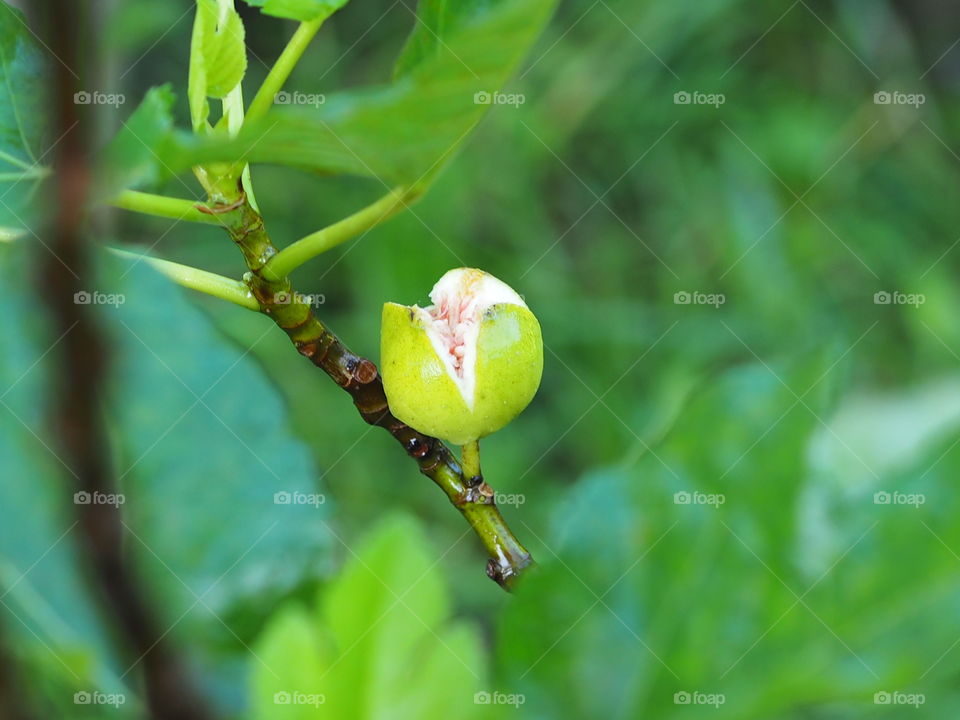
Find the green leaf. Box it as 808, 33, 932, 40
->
393, 0, 492, 78
99, 84, 176, 197
189, 0, 248, 130
100, 251, 333, 629
206, 4, 247, 98
242, 0, 348, 22
188, 0, 214, 130
0, 245, 120, 698
169, 0, 556, 184
251, 514, 485, 719
252, 606, 331, 719
0, 242, 333, 700
0, 1, 49, 231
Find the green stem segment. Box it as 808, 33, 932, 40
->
111, 190, 225, 225
262, 186, 421, 280
461, 439, 481, 481
107, 247, 260, 310
209, 184, 533, 589
245, 18, 324, 125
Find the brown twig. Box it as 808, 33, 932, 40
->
211, 192, 535, 588
37, 2, 215, 717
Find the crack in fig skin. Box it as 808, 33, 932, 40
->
414, 267, 529, 408
428, 277, 482, 378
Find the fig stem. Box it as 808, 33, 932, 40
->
244, 17, 325, 126
461, 440, 482, 483
110, 190, 225, 225
261, 186, 422, 281
205, 183, 534, 591
106, 247, 261, 310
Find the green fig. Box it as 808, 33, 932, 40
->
381, 268, 543, 446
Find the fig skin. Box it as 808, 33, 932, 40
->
380, 278, 542, 446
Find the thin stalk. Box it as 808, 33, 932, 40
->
461, 440, 482, 481
108, 247, 260, 310
262, 186, 419, 280
245, 18, 324, 125
209, 188, 533, 589
111, 190, 224, 225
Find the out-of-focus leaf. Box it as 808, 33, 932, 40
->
393, 0, 492, 78
101, 251, 333, 626
806, 377, 960, 492
168, 0, 556, 184
252, 606, 329, 719
498, 359, 960, 718
0, 241, 333, 710
242, 0, 348, 22
0, 1, 48, 231
0, 243, 123, 706
99, 85, 176, 197
251, 514, 485, 719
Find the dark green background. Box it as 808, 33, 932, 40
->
4, 0, 960, 717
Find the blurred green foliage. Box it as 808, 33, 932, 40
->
4, 0, 960, 717
0, 244, 331, 715
0, 1, 47, 231
252, 514, 485, 719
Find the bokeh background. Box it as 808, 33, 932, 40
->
4, 0, 960, 717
